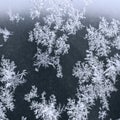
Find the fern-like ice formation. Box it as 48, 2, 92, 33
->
28, 0, 87, 78
25, 85, 63, 120
21, 116, 27, 120
86, 17, 120, 56
66, 18, 120, 120
0, 56, 26, 120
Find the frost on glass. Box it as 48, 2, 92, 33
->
0, 56, 26, 120
25, 86, 63, 120
66, 18, 120, 120
29, 0, 86, 78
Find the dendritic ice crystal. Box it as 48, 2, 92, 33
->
0, 0, 120, 120
0, 56, 26, 120
86, 17, 120, 57
0, 27, 12, 44
66, 18, 120, 120
25, 86, 63, 120
28, 0, 85, 78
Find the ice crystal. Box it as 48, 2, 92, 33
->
68, 18, 120, 120
24, 85, 39, 102
29, 0, 86, 78
0, 56, 26, 120
8, 10, 24, 23
86, 17, 120, 57
67, 50, 120, 120
25, 86, 63, 120
0, 27, 12, 43
66, 97, 91, 120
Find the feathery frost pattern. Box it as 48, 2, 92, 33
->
0, 56, 26, 120
29, 0, 85, 78
67, 18, 120, 120
86, 17, 120, 56
25, 86, 63, 120
1, 0, 120, 119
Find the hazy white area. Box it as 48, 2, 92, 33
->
0, 0, 30, 13
0, 0, 120, 18
86, 0, 120, 18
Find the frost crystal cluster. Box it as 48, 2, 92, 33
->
29, 0, 86, 78
25, 86, 63, 120
8, 10, 24, 23
66, 18, 120, 120
0, 27, 12, 44
0, 56, 26, 120
1, 0, 120, 119
86, 17, 120, 56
